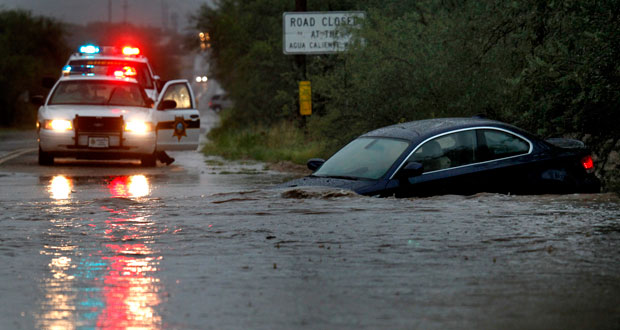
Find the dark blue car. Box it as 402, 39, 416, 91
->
281, 118, 600, 197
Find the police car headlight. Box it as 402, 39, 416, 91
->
124, 121, 152, 133
44, 119, 73, 131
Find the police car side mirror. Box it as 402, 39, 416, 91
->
146, 98, 155, 108
155, 77, 164, 92
30, 95, 45, 106
42, 77, 56, 89
158, 99, 177, 110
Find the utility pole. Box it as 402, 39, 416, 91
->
295, 0, 307, 80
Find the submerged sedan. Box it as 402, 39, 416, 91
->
281, 118, 600, 197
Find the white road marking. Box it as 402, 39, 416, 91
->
0, 148, 37, 165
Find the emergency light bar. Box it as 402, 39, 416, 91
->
79, 44, 100, 54
122, 47, 140, 55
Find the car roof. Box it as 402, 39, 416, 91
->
56, 75, 139, 84
361, 117, 524, 141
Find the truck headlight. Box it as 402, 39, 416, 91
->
44, 119, 73, 131
124, 121, 152, 133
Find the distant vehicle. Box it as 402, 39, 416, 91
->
195, 75, 208, 83
62, 44, 161, 100
208, 93, 233, 111
280, 117, 600, 197
33, 74, 200, 166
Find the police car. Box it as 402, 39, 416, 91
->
34, 73, 200, 166
62, 44, 161, 100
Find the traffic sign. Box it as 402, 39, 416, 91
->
283, 11, 365, 55
299, 81, 312, 116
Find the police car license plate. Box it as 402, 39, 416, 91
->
88, 137, 109, 148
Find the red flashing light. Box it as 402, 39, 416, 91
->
122, 66, 137, 77
581, 155, 594, 173
113, 66, 137, 78
122, 46, 140, 55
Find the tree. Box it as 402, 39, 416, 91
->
0, 10, 70, 126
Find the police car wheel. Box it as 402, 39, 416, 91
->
141, 154, 157, 167
38, 147, 54, 166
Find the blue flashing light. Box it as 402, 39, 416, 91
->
79, 44, 100, 54
62, 65, 71, 74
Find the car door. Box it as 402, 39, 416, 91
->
471, 128, 536, 193
153, 80, 201, 151
398, 129, 480, 196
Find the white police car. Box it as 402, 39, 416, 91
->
34, 74, 200, 166
62, 44, 161, 100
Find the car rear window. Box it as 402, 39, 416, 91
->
67, 60, 154, 89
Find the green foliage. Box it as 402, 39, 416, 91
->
0, 10, 70, 127
203, 110, 324, 164
194, 0, 620, 157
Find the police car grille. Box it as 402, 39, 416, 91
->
76, 116, 123, 132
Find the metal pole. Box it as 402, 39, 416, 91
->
295, 0, 307, 80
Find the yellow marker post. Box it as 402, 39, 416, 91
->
299, 81, 312, 116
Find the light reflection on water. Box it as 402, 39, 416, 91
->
108, 175, 150, 198
49, 175, 73, 200
38, 175, 162, 329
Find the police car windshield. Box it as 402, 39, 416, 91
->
49, 80, 149, 107
66, 60, 154, 89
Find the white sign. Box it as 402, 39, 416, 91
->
283, 11, 365, 55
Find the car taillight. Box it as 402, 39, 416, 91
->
581, 155, 594, 173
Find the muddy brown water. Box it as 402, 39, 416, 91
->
1, 151, 619, 329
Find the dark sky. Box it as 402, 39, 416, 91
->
0, 0, 212, 30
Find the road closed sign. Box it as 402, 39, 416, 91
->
283, 11, 365, 55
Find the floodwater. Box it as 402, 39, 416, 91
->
1, 152, 619, 329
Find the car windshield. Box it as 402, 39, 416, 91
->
49, 80, 148, 107
313, 137, 410, 180
67, 60, 154, 89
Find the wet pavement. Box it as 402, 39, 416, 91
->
1, 128, 620, 329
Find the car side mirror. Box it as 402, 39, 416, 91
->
398, 162, 424, 179
156, 79, 166, 92
146, 98, 155, 108
158, 99, 177, 110
30, 95, 45, 106
307, 158, 325, 171
42, 77, 56, 89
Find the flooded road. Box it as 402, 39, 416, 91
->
1, 134, 619, 329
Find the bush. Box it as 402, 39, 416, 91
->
0, 10, 70, 127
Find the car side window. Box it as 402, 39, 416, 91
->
411, 130, 476, 172
162, 83, 192, 109
478, 129, 529, 161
